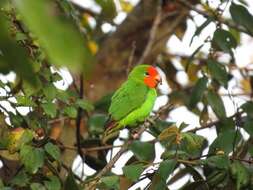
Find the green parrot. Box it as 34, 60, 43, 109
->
104, 64, 162, 140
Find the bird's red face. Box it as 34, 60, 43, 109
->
144, 66, 162, 88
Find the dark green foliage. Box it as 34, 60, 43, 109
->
0, 0, 252, 190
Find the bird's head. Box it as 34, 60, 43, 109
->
128, 65, 162, 88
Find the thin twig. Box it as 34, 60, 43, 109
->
154, 9, 188, 45
59, 144, 124, 152
136, 1, 162, 65
83, 103, 173, 189
187, 111, 243, 133
126, 41, 136, 75
76, 74, 85, 162
177, 0, 251, 36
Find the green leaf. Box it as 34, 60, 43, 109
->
206, 90, 226, 119
149, 160, 176, 190
22, 79, 42, 96
43, 84, 57, 100
248, 146, 253, 157
0, 15, 37, 86
230, 161, 250, 190
181, 181, 208, 190
100, 176, 119, 190
161, 150, 189, 160
207, 60, 228, 87
209, 130, 242, 154
44, 176, 61, 190
123, 164, 144, 182
63, 106, 77, 118
42, 102, 57, 118
52, 73, 62, 82
230, 3, 253, 35
19, 129, 34, 145
16, 96, 35, 107
180, 132, 206, 156
189, 77, 208, 109
45, 142, 60, 160
190, 17, 213, 45
185, 44, 204, 71
13, 0, 93, 72
150, 120, 175, 138
64, 172, 80, 190
205, 155, 230, 169
94, 93, 113, 112
57, 90, 70, 102
129, 141, 155, 161
76, 99, 94, 112
157, 159, 177, 181
20, 145, 45, 173
242, 117, 253, 136
30, 183, 46, 190
95, 0, 117, 21
207, 170, 228, 187
216, 117, 235, 134
212, 28, 237, 53
88, 114, 107, 135
10, 170, 30, 187
241, 101, 253, 117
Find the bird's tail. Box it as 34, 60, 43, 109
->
103, 116, 122, 144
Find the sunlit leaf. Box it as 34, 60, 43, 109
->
180, 132, 206, 156
158, 125, 181, 145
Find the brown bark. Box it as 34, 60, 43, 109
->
85, 0, 197, 101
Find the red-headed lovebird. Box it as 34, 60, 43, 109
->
104, 65, 162, 139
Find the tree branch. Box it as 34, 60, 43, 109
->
136, 1, 162, 65
177, 0, 251, 36
83, 103, 173, 189
186, 111, 243, 133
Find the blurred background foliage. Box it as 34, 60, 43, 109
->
0, 0, 253, 189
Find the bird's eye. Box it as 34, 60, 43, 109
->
145, 72, 149, 76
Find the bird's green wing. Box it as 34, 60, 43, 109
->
109, 80, 148, 121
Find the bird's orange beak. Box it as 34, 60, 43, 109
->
155, 75, 162, 85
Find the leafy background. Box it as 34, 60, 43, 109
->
0, 0, 253, 190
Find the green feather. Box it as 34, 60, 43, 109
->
108, 65, 157, 131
